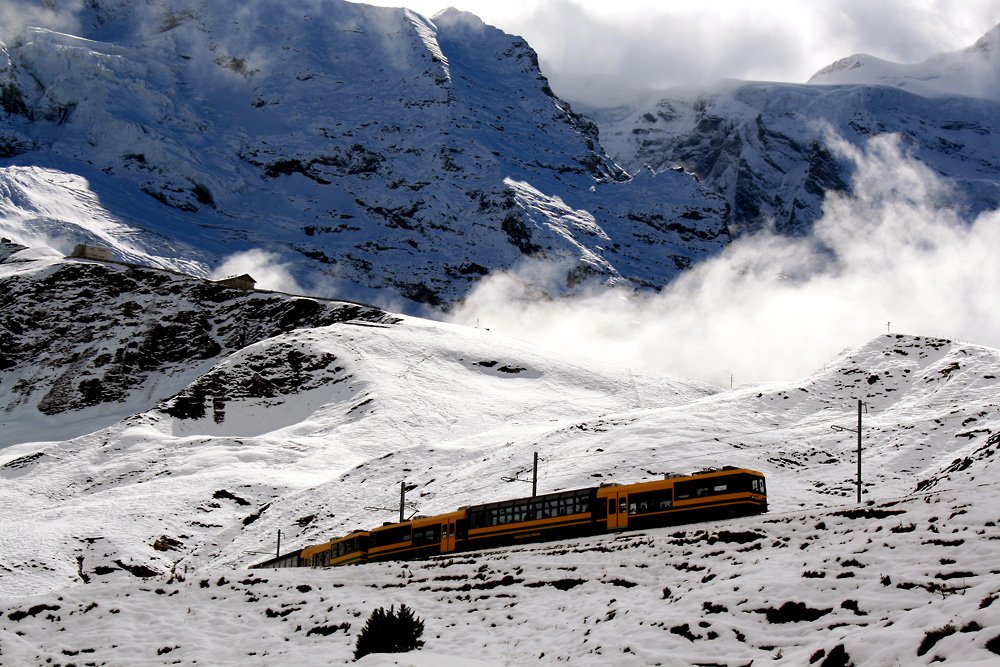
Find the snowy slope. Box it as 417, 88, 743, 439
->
597, 24, 1000, 235
0, 0, 729, 309
0, 241, 396, 447
0, 251, 717, 598
4, 486, 998, 666
1, 249, 999, 664
809, 24, 1000, 101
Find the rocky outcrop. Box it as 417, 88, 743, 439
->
0, 256, 394, 422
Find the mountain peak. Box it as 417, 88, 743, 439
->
968, 22, 1000, 55
432, 6, 487, 29
807, 23, 1000, 101
808, 53, 887, 81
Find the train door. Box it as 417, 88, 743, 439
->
441, 520, 457, 552
607, 491, 628, 529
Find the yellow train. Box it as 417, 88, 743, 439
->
252, 467, 767, 569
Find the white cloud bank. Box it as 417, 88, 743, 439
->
210, 249, 306, 295
361, 0, 1000, 106
447, 133, 1000, 386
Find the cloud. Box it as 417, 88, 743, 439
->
0, 1, 84, 42
446, 132, 1000, 386
366, 0, 1000, 106
210, 249, 305, 295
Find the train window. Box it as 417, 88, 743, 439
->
630, 489, 672, 514
542, 499, 556, 518
608, 498, 616, 515
449, 523, 455, 538
375, 525, 411, 546
413, 525, 441, 546
619, 498, 627, 515
676, 474, 759, 500
629, 502, 637, 515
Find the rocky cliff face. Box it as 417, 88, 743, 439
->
0, 249, 394, 445
0, 0, 730, 309
597, 25, 1000, 235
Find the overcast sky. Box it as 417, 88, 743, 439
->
357, 0, 1000, 106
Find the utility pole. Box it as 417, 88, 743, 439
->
399, 480, 406, 524
857, 399, 862, 503
276, 529, 281, 558
503, 452, 540, 495
532, 451, 538, 497
364, 481, 416, 522
832, 399, 864, 503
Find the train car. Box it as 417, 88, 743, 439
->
463, 467, 766, 550
249, 549, 302, 570
597, 467, 767, 532
367, 510, 466, 563
250, 467, 767, 569
301, 530, 370, 567
463, 487, 596, 551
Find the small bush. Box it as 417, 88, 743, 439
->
917, 623, 956, 656
820, 644, 854, 667
353, 604, 425, 661
755, 601, 832, 624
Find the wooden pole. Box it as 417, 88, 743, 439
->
532, 452, 538, 498
399, 481, 406, 524
857, 399, 863, 503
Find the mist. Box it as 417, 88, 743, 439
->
447, 133, 1000, 386
360, 0, 1000, 107
210, 249, 306, 295
0, 1, 84, 43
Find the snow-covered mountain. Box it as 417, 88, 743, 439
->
597, 24, 1000, 235
2, 6, 1000, 663
0, 0, 729, 309
1, 250, 998, 664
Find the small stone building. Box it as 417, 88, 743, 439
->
70, 244, 113, 262
216, 274, 257, 290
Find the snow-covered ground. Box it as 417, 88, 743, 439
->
1, 457, 997, 665
1, 251, 998, 665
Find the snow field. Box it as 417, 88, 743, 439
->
1, 485, 998, 665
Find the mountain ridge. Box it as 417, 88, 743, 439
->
596, 23, 1000, 235
0, 0, 730, 310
